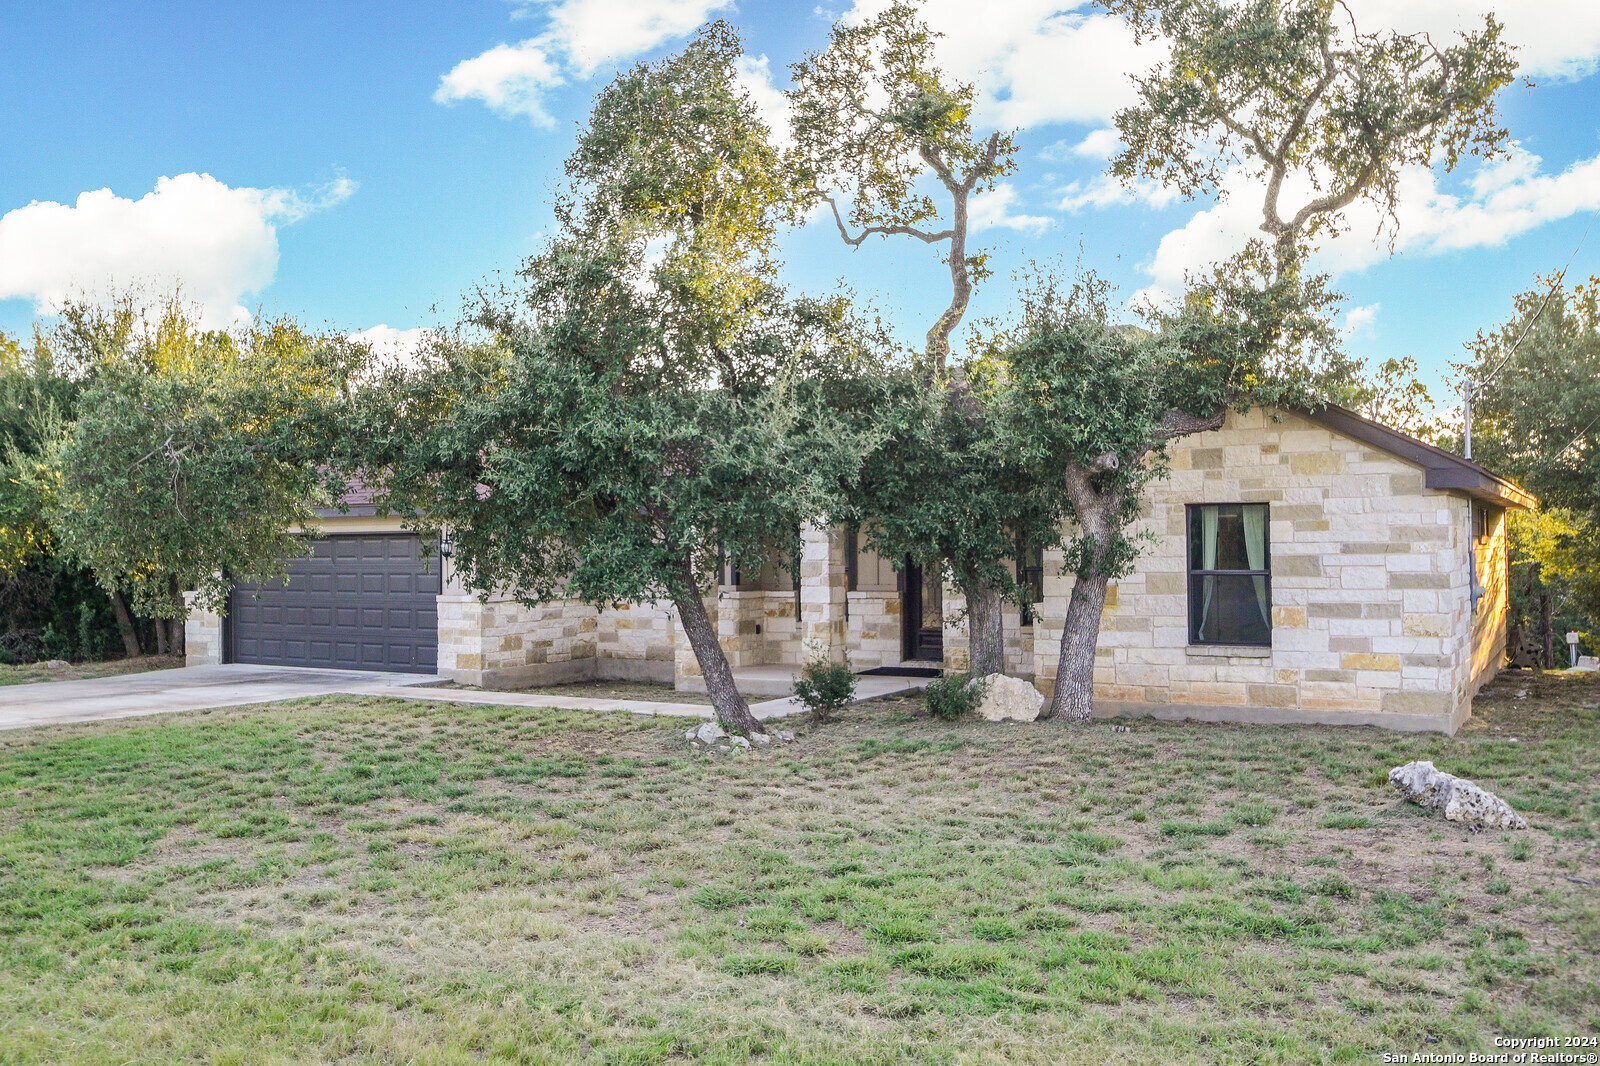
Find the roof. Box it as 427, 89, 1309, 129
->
1298, 403, 1536, 511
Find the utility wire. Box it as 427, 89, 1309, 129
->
1477, 207, 1599, 389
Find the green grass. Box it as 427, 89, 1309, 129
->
1, 670, 1598, 1064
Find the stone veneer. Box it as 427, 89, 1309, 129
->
189, 408, 1516, 731
1029, 407, 1504, 732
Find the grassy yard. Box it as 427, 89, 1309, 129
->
0, 655, 184, 686
2, 673, 1598, 1064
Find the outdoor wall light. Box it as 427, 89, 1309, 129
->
439, 531, 454, 558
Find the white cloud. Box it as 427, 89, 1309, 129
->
1057, 172, 1179, 213
349, 324, 433, 370
1342, 303, 1381, 338
844, 1, 1154, 130
434, 40, 565, 124
537, 0, 735, 77
0, 172, 354, 328
438, 0, 732, 123
969, 183, 1051, 233
1342, 0, 1600, 81
1137, 147, 1600, 303
734, 54, 792, 149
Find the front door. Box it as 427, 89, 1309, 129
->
901, 558, 944, 663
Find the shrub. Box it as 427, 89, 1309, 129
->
793, 652, 856, 723
923, 674, 985, 720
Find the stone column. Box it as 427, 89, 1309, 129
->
799, 522, 849, 661
182, 591, 223, 666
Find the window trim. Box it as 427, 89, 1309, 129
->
1186, 503, 1273, 648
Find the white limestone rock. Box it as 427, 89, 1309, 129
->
44, 659, 68, 669
1388, 760, 1527, 830
691, 722, 727, 745
729, 735, 752, 749
975, 674, 1044, 723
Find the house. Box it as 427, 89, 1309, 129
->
185, 403, 1533, 733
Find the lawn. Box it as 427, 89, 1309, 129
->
2, 672, 1598, 1065
0, 654, 184, 686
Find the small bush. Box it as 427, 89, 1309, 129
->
923, 674, 985, 720
793, 653, 856, 723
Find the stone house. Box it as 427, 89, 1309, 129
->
187, 403, 1532, 733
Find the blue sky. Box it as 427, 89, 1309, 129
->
2, 0, 1599, 410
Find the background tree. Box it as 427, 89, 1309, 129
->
351, 25, 876, 735
43, 299, 353, 657
790, 3, 1029, 676
1017, 0, 1517, 719
1462, 276, 1600, 663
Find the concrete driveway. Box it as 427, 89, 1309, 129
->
0, 664, 441, 732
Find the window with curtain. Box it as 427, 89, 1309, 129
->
1187, 503, 1271, 646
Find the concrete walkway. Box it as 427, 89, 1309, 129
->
0, 664, 931, 732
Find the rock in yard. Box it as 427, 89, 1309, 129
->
1389, 760, 1527, 830
729, 735, 752, 749
688, 722, 727, 745
975, 674, 1044, 722
44, 659, 68, 670
749, 731, 772, 745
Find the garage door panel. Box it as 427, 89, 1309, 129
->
229, 533, 437, 674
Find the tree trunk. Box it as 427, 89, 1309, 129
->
108, 589, 143, 658
1046, 570, 1110, 722
1041, 467, 1121, 722
671, 558, 764, 736
168, 576, 186, 659
154, 615, 169, 656
1539, 579, 1553, 670
962, 570, 1005, 678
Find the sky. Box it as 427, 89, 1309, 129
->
2, 0, 1599, 408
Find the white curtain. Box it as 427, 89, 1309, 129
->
1198, 506, 1219, 639
1242, 505, 1269, 627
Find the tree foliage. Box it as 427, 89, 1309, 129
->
1110, 0, 1515, 273
351, 25, 880, 734
789, 1, 1014, 368
44, 300, 353, 635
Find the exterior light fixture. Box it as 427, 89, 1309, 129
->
439, 531, 454, 559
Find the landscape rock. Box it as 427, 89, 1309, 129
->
975, 674, 1044, 722
729, 735, 751, 749
749, 731, 772, 745
44, 659, 68, 670
1388, 760, 1527, 830
694, 717, 732, 742
774, 730, 795, 742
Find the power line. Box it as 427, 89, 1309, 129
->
1464, 206, 1600, 459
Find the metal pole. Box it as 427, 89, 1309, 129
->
1463, 378, 1474, 460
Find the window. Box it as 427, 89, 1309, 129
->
1187, 503, 1271, 646
1016, 539, 1044, 626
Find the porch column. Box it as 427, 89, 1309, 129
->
799, 522, 849, 661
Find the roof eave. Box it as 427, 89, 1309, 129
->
1293, 403, 1536, 511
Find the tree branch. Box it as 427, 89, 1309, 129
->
823, 193, 953, 247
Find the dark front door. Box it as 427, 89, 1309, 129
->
901, 558, 944, 663
229, 534, 440, 673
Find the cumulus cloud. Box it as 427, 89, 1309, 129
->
843, 0, 1153, 130
434, 40, 565, 124
437, 0, 732, 123
1135, 147, 1600, 305
733, 54, 792, 148
1057, 172, 1179, 213
0, 172, 355, 328
349, 324, 433, 370
969, 183, 1051, 233
1342, 303, 1381, 339
1343, 0, 1600, 81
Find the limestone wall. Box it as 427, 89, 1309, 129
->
1031, 407, 1483, 731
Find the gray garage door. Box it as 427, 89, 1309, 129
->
229, 534, 440, 673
